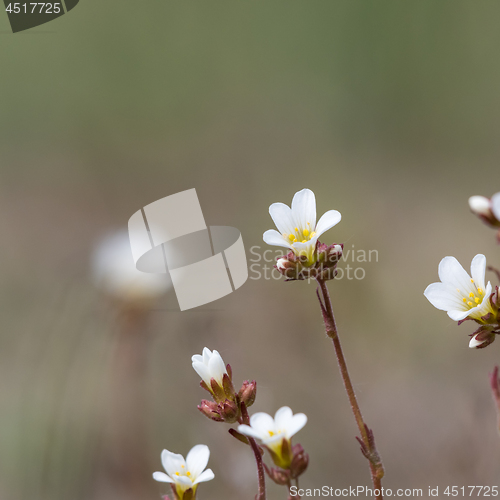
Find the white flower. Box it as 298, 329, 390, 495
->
469, 196, 492, 217
492, 192, 500, 221
424, 254, 496, 322
238, 406, 307, 467
152, 445, 214, 497
191, 348, 227, 388
263, 188, 341, 265
91, 230, 170, 302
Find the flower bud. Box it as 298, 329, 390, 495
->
198, 400, 224, 422
469, 329, 496, 349
290, 443, 309, 478
469, 195, 500, 228
238, 380, 257, 408
219, 399, 240, 423
264, 464, 290, 486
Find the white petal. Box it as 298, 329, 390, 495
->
237, 424, 264, 440
191, 354, 204, 364
175, 475, 194, 488
186, 445, 210, 480
469, 196, 491, 216
202, 347, 212, 364
492, 192, 500, 220
469, 335, 484, 348
263, 229, 293, 250
314, 210, 342, 238
208, 350, 226, 383
447, 309, 471, 321
153, 472, 174, 483
274, 407, 293, 429
249, 412, 276, 434
424, 283, 466, 311
291, 189, 317, 230
269, 203, 296, 236
193, 469, 215, 485
438, 256, 475, 294
470, 254, 487, 290
262, 433, 285, 446
286, 413, 308, 438
192, 361, 211, 386
161, 450, 186, 477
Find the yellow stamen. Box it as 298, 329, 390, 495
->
463, 298, 467, 303
268, 431, 275, 437
301, 239, 307, 243
181, 465, 185, 468
471, 279, 474, 283
175, 472, 180, 476
303, 229, 310, 237
310, 231, 316, 237
469, 292, 474, 298
295, 227, 299, 232
293, 238, 297, 242
478, 288, 483, 294
187, 472, 191, 477
475, 298, 480, 304
468, 301, 473, 306
288, 234, 294, 241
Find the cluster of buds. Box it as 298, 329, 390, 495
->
276, 242, 343, 281
192, 348, 256, 424
469, 194, 500, 243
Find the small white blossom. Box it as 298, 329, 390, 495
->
492, 192, 500, 221
91, 230, 170, 302
424, 254, 496, 322
263, 188, 341, 265
153, 445, 214, 498
469, 334, 486, 348
469, 196, 492, 217
191, 348, 227, 388
238, 406, 307, 467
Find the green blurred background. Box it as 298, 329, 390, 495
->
1, 1, 500, 499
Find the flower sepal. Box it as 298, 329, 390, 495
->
263, 443, 309, 485
265, 434, 293, 469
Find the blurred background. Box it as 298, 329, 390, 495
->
1, 1, 500, 498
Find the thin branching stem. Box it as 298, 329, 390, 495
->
316, 278, 384, 500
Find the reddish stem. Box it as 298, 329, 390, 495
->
316, 279, 384, 500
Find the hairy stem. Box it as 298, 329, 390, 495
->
316, 278, 384, 500
240, 403, 266, 500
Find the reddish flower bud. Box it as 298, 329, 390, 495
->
238, 380, 257, 408
198, 400, 223, 422
264, 463, 291, 486
290, 443, 309, 478
219, 399, 239, 423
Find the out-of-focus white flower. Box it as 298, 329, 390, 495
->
263, 189, 341, 265
238, 406, 307, 468
191, 348, 227, 388
492, 192, 500, 221
469, 196, 492, 217
91, 230, 170, 303
152, 445, 214, 498
424, 254, 496, 323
